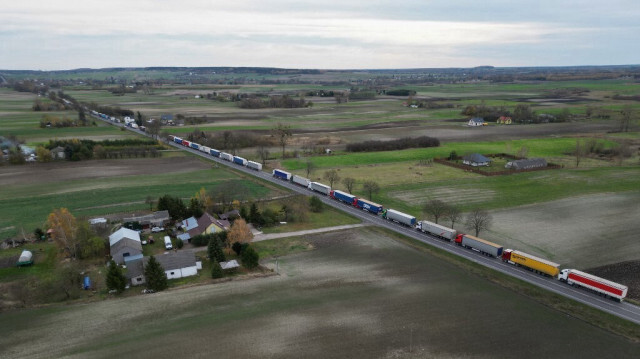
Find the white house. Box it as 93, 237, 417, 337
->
462, 153, 491, 167
125, 251, 201, 286
468, 117, 487, 126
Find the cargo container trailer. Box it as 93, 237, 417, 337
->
455, 234, 503, 257
558, 269, 628, 302
220, 152, 233, 161
199, 146, 210, 154
416, 220, 457, 241
292, 175, 310, 187
173, 137, 183, 144
273, 169, 292, 181
190, 143, 199, 150
182, 140, 191, 147
233, 156, 248, 166
330, 190, 357, 205
309, 182, 331, 195
383, 209, 416, 227
246, 161, 263, 171
502, 249, 560, 277
355, 198, 383, 214
209, 148, 221, 157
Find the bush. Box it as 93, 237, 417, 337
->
211, 260, 224, 279
174, 238, 184, 249
232, 242, 249, 256
346, 136, 440, 152
309, 196, 324, 213
190, 234, 210, 247
241, 246, 260, 270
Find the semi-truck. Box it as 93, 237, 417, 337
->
233, 156, 248, 166
416, 220, 457, 241
455, 234, 503, 257
199, 145, 210, 154
209, 148, 221, 157
502, 249, 560, 277
173, 136, 182, 144
247, 161, 262, 171
182, 140, 191, 147
292, 175, 310, 187
273, 169, 292, 181
190, 143, 199, 150
330, 190, 357, 205
355, 198, 383, 214
220, 152, 233, 161
558, 269, 628, 302
309, 182, 331, 195
383, 209, 416, 227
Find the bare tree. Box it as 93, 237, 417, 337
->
445, 205, 461, 228
256, 144, 270, 166
466, 208, 493, 237
342, 177, 356, 193
362, 181, 380, 201
620, 105, 633, 132
305, 160, 316, 178
422, 199, 449, 224
146, 119, 162, 140
575, 138, 585, 167
273, 123, 292, 158
324, 169, 340, 188
145, 196, 154, 211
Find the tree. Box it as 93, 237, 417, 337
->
36, 146, 52, 162
620, 105, 633, 132
575, 138, 585, 167
76, 222, 105, 259
157, 194, 188, 220
241, 246, 260, 269
256, 145, 270, 166
106, 260, 127, 293
466, 208, 493, 237
248, 202, 262, 225
232, 241, 249, 256
423, 199, 449, 224
309, 196, 324, 212
54, 263, 83, 300
207, 236, 226, 263
145, 196, 154, 211
34, 228, 45, 241
305, 160, 316, 177
362, 180, 380, 201
513, 104, 535, 123
445, 205, 461, 228
273, 123, 292, 158
147, 119, 162, 140
342, 178, 356, 194
47, 208, 79, 258
211, 259, 224, 279
78, 108, 87, 126
227, 218, 253, 250
145, 255, 168, 291
188, 197, 204, 218
324, 169, 340, 189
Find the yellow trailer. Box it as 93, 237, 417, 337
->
502, 249, 560, 277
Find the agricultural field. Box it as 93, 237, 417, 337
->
1, 228, 638, 358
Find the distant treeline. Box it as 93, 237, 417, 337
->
46, 138, 162, 161
238, 95, 309, 109
346, 136, 440, 152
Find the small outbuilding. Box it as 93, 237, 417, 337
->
16, 250, 34, 266
505, 158, 547, 170
462, 153, 491, 167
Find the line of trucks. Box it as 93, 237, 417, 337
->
165, 136, 629, 302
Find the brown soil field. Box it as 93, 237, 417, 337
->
0, 156, 210, 186
589, 261, 640, 301
1, 228, 637, 358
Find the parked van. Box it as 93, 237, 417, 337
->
164, 236, 173, 250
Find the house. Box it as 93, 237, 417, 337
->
496, 116, 512, 124
181, 213, 228, 238
462, 153, 491, 167
505, 158, 547, 170
219, 209, 240, 221
109, 228, 142, 264
51, 146, 66, 159
126, 252, 202, 285
122, 210, 170, 229
468, 117, 487, 127
161, 114, 174, 123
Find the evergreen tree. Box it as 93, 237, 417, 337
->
106, 260, 126, 293
144, 255, 168, 291
207, 237, 226, 263
239, 205, 248, 221
241, 246, 260, 270
211, 259, 224, 279
248, 202, 261, 225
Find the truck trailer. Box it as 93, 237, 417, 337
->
383, 209, 416, 227
416, 220, 457, 241
455, 234, 503, 257
330, 190, 357, 205
209, 148, 221, 157
309, 182, 331, 195
273, 169, 292, 181
355, 198, 383, 214
502, 249, 560, 277
233, 156, 248, 166
182, 140, 191, 147
247, 161, 262, 171
558, 269, 628, 302
292, 175, 310, 187
190, 143, 199, 150
220, 152, 233, 161
199, 145, 210, 154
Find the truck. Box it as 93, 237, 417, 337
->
330, 190, 357, 205
182, 140, 191, 147
209, 148, 221, 157
199, 145, 210, 154
455, 234, 503, 257
190, 143, 199, 150
247, 161, 262, 171
383, 209, 416, 227
502, 249, 560, 277
558, 269, 628, 302
233, 156, 248, 166
173, 136, 183, 144
416, 220, 457, 241
220, 152, 233, 161
292, 175, 310, 187
309, 182, 331, 195
355, 198, 383, 214
273, 169, 292, 181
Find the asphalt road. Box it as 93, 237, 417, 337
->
95, 115, 640, 325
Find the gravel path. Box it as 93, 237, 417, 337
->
252, 224, 370, 242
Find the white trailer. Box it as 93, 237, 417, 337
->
558, 269, 628, 302
309, 182, 331, 195
383, 209, 416, 226
292, 175, 311, 187
416, 220, 457, 241
199, 145, 210, 154
220, 152, 233, 161
247, 161, 263, 171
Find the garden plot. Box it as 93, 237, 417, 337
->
390, 186, 497, 207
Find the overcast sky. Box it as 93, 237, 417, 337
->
1, 0, 638, 70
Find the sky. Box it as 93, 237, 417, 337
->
1, 0, 639, 70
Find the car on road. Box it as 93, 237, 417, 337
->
151, 226, 164, 233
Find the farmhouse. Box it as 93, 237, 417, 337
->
497, 116, 512, 124
468, 117, 487, 126
181, 213, 229, 238
126, 252, 201, 285
109, 228, 142, 264
505, 158, 547, 170
462, 153, 491, 167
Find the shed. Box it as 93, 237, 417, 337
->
51, 146, 66, 159
154, 251, 200, 280
16, 250, 34, 266
125, 258, 146, 286
462, 153, 491, 167
505, 158, 547, 170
